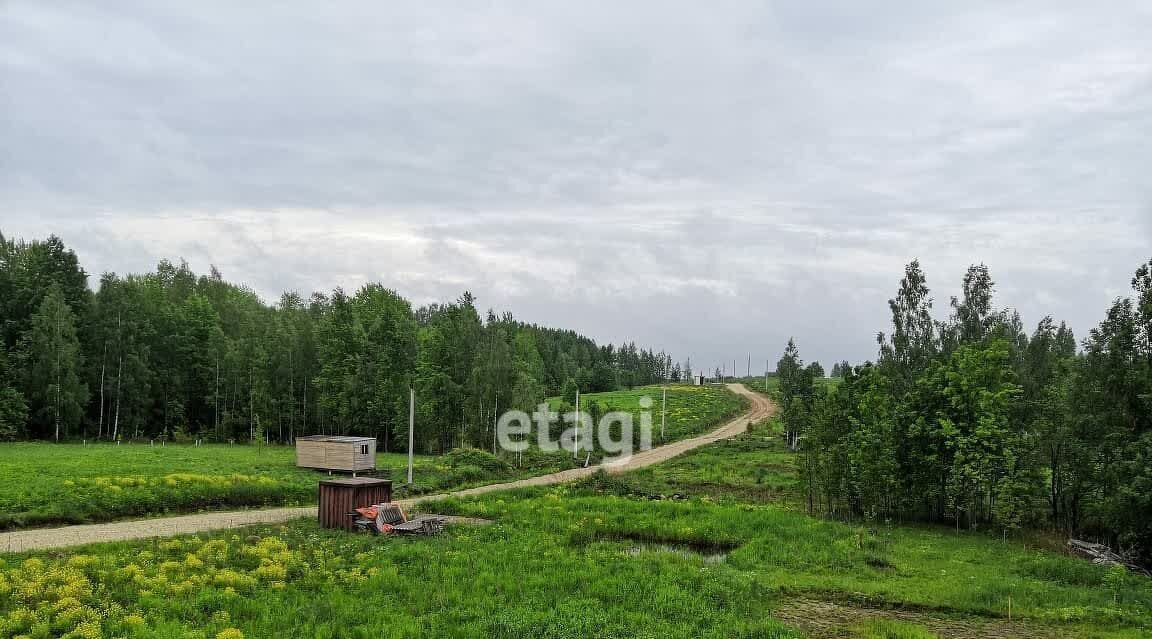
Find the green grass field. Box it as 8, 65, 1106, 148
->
547, 384, 747, 446
732, 376, 842, 396
0, 443, 576, 530
3, 388, 1149, 638
622, 422, 799, 503
2, 481, 1148, 638
0, 385, 745, 530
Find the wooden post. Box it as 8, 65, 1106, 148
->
407, 387, 415, 485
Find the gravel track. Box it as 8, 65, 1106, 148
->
1, 384, 774, 553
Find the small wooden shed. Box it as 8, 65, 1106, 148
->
317, 478, 392, 530
296, 435, 377, 472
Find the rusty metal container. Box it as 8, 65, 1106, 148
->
317, 478, 393, 530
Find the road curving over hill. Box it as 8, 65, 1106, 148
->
0, 384, 775, 553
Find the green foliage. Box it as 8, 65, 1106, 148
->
800, 256, 1152, 565
444, 447, 512, 474
0, 387, 27, 441
776, 338, 816, 451
1104, 565, 1130, 605
0, 231, 685, 455
17, 285, 88, 440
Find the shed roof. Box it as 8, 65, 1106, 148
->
319, 477, 391, 487
296, 435, 376, 443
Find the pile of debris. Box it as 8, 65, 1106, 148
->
1067, 539, 1151, 576
645, 492, 688, 501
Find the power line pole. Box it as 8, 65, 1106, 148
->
406, 387, 415, 485
492, 391, 499, 455
660, 385, 667, 442
573, 388, 580, 458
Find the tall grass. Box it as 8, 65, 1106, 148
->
3, 487, 1149, 638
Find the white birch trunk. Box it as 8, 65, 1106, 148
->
98, 341, 107, 439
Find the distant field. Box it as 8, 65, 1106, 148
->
0, 385, 746, 530
732, 375, 842, 395
0, 443, 574, 530
546, 384, 747, 447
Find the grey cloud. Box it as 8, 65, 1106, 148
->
2, 1, 1151, 366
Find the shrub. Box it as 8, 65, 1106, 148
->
444, 448, 511, 474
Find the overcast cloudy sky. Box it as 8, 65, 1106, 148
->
2, 1, 1150, 371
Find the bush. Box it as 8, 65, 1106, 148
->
444, 448, 511, 474
1017, 555, 1107, 587
0, 387, 28, 440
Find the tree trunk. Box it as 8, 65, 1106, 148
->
215, 353, 220, 440
249, 369, 255, 442
112, 350, 122, 441
112, 313, 122, 441
98, 341, 107, 439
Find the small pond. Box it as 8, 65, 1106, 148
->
624, 541, 732, 564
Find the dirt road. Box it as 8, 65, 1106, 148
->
1, 384, 774, 553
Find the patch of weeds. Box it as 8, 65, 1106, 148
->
853, 619, 940, 639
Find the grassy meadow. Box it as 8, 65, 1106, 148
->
547, 384, 747, 446
0, 443, 576, 530
0, 385, 745, 530
731, 376, 842, 396
2, 481, 1149, 638
622, 424, 800, 503
3, 413, 1150, 638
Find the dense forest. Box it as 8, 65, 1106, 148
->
778, 258, 1152, 564
0, 232, 690, 452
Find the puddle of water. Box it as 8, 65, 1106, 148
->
626, 542, 730, 564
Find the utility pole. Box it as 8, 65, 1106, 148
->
492, 391, 499, 455
55, 310, 62, 442
765, 359, 769, 392
573, 388, 580, 458
406, 387, 415, 485
747, 355, 750, 377
661, 385, 667, 442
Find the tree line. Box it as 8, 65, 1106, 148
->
0, 232, 689, 452
778, 258, 1152, 564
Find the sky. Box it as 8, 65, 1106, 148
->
2, 1, 1150, 372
